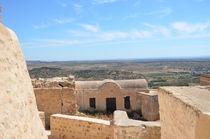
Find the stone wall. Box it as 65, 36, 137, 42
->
0, 23, 47, 138
34, 88, 77, 129
51, 114, 114, 139
158, 86, 210, 139
138, 91, 159, 121
50, 111, 160, 139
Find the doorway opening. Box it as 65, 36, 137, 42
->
106, 98, 116, 113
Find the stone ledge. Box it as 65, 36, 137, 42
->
158, 86, 210, 113
51, 114, 111, 125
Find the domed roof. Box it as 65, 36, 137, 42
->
75, 79, 148, 90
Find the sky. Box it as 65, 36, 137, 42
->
0, 0, 210, 61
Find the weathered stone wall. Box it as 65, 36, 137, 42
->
50, 111, 160, 139
114, 126, 160, 139
34, 88, 77, 129
0, 23, 47, 138
51, 114, 114, 139
158, 86, 210, 139
138, 91, 159, 121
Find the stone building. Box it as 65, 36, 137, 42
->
75, 79, 149, 112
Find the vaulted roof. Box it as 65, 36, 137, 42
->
75, 79, 148, 90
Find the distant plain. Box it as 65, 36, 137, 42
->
27, 58, 210, 88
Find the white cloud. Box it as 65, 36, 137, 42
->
28, 39, 81, 48
130, 30, 152, 39
101, 32, 128, 40
93, 0, 118, 4
53, 18, 75, 24
172, 22, 209, 34
73, 4, 83, 14
149, 8, 172, 17
33, 24, 48, 29
144, 23, 171, 37
79, 24, 100, 32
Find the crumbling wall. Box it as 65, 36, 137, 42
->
0, 23, 47, 138
34, 88, 77, 129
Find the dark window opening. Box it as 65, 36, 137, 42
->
124, 96, 130, 109
89, 98, 96, 109
106, 98, 116, 113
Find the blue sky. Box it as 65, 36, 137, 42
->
1, 0, 210, 61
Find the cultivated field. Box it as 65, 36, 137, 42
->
27, 58, 210, 88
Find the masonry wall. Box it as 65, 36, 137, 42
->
51, 114, 114, 139
114, 126, 160, 139
158, 87, 210, 139
158, 88, 198, 139
50, 112, 161, 139
138, 92, 159, 121
34, 88, 77, 129
0, 22, 47, 138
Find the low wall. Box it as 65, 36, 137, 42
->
34, 88, 77, 129
50, 111, 160, 139
158, 86, 210, 139
51, 114, 114, 139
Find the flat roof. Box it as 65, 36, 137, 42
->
159, 86, 210, 113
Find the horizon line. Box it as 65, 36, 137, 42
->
26, 56, 210, 62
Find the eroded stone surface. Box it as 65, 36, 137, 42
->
158, 86, 210, 139
32, 76, 75, 88
0, 23, 47, 139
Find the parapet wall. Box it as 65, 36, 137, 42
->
50, 111, 160, 139
158, 86, 210, 139
34, 88, 77, 129
51, 114, 114, 139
